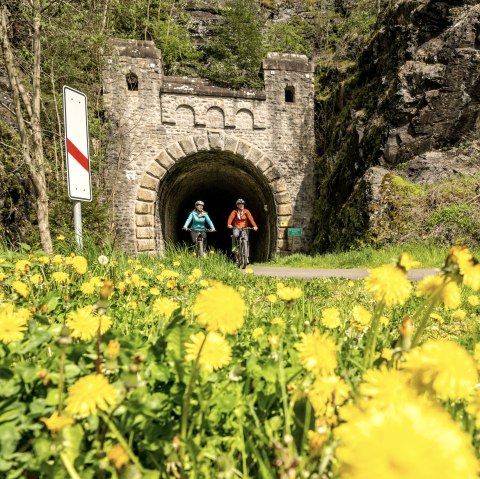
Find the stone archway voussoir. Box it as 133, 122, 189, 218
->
236, 139, 252, 158
255, 156, 272, 172
179, 137, 198, 156
193, 135, 209, 151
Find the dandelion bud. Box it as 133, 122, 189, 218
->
400, 316, 413, 352
105, 339, 120, 359
100, 280, 113, 300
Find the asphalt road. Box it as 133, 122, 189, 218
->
247, 266, 440, 280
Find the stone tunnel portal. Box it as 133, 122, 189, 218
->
158, 151, 276, 262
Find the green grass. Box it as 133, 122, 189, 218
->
257, 242, 480, 269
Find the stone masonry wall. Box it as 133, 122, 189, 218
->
103, 39, 315, 255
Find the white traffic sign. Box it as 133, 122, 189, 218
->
63, 86, 92, 201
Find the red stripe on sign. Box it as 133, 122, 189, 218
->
67, 138, 89, 172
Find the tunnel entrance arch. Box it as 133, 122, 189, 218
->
134, 134, 293, 258
159, 151, 276, 261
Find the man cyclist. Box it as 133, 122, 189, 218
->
183, 201, 216, 246
227, 199, 258, 258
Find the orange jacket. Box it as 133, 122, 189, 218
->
227, 208, 257, 229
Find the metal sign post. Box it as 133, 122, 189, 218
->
63, 86, 92, 249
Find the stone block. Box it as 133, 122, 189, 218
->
264, 166, 281, 182
236, 140, 251, 158
137, 239, 156, 252
255, 157, 272, 172
156, 150, 175, 169
276, 239, 289, 250
271, 177, 288, 193
147, 160, 166, 179
275, 192, 290, 204
194, 135, 209, 151
208, 131, 224, 150
135, 201, 154, 215
137, 188, 156, 202
136, 214, 154, 227
140, 174, 158, 191
136, 227, 155, 239
246, 147, 263, 164
276, 204, 292, 216
166, 142, 184, 160
224, 136, 238, 153
179, 137, 197, 156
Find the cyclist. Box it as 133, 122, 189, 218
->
183, 201, 216, 246
227, 199, 258, 258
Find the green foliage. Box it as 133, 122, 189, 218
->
265, 22, 312, 56
202, 0, 267, 88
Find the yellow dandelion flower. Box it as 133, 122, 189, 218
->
451, 309, 466, 321
466, 389, 480, 429
80, 282, 95, 295
308, 374, 350, 417
192, 283, 246, 334
12, 280, 30, 298
37, 256, 50, 264
244, 268, 254, 274
379, 315, 389, 327
116, 282, 126, 292
430, 312, 444, 323
308, 428, 328, 455
157, 269, 179, 281
52, 255, 63, 264
271, 317, 285, 326
398, 252, 421, 271
173, 261, 180, 267
127, 301, 137, 309
364, 264, 411, 306
295, 331, 338, 375
66, 305, 111, 341
351, 305, 372, 331
65, 374, 117, 417
442, 281, 462, 310
238, 285, 246, 293
402, 339, 478, 401
267, 294, 277, 303
153, 297, 179, 319
41, 411, 73, 432
378, 348, 394, 362
321, 308, 341, 329
71, 256, 88, 275
149, 287, 160, 296
105, 339, 121, 359
30, 274, 43, 285
52, 271, 69, 284
199, 279, 209, 288
468, 295, 480, 306
15, 259, 31, 273
0, 303, 30, 343
143, 267, 153, 275
416, 276, 461, 310
185, 331, 232, 373
462, 263, 480, 291
108, 444, 129, 470
252, 327, 264, 339
336, 401, 478, 479
191, 268, 202, 279
277, 286, 303, 302
268, 334, 280, 350
166, 279, 177, 289
56, 235, 65, 241
358, 368, 419, 411
0, 272, 5, 282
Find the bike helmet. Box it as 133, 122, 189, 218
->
236, 198, 245, 205
195, 200, 204, 206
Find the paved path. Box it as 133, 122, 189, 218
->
248, 266, 440, 281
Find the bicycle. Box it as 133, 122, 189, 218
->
185, 228, 214, 258
233, 227, 254, 269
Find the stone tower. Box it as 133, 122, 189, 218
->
103, 39, 315, 260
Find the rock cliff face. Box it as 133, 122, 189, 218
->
313, 0, 480, 251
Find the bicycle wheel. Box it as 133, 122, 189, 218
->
196, 238, 204, 258
239, 239, 248, 269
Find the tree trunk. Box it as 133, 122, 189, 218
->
0, 3, 53, 253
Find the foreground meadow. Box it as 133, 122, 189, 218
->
1, 243, 480, 478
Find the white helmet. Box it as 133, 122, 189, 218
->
195, 200, 204, 206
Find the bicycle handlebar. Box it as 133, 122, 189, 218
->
184, 228, 215, 232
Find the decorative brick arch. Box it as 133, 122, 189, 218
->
134, 133, 292, 254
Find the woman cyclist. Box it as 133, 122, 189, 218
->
227, 199, 258, 258
182, 201, 216, 246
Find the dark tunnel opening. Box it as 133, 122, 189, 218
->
158, 151, 276, 262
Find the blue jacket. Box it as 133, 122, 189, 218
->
183, 210, 215, 230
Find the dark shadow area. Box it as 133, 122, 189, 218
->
158, 151, 276, 261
